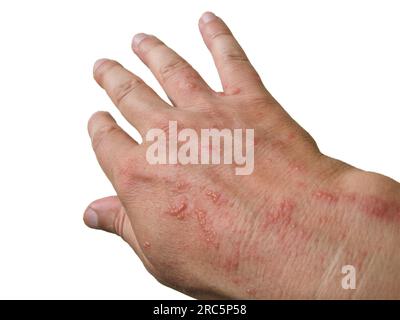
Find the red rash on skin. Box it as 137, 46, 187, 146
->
342, 193, 393, 220
259, 198, 316, 261
230, 88, 241, 95
288, 162, 306, 174
359, 196, 390, 219
175, 181, 191, 193
222, 84, 241, 95
204, 189, 230, 207
287, 132, 297, 140
313, 190, 339, 204
184, 82, 197, 90
263, 199, 295, 228
221, 244, 241, 273
195, 209, 219, 249
296, 181, 307, 188
231, 277, 242, 285
143, 241, 151, 249
262, 199, 313, 253
313, 189, 400, 222
246, 288, 257, 297
205, 190, 220, 203
278, 225, 313, 256
343, 192, 357, 203
338, 230, 347, 241
271, 139, 286, 150
343, 249, 368, 272
165, 200, 187, 220
176, 73, 200, 91
265, 158, 273, 164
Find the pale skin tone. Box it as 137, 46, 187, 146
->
84, 12, 400, 299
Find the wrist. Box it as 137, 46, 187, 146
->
317, 163, 400, 298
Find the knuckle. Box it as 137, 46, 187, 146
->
194, 103, 217, 115
155, 118, 173, 134
204, 26, 249, 63
224, 51, 249, 63
158, 59, 191, 83
113, 156, 137, 190
112, 155, 151, 195
112, 78, 144, 105
209, 29, 232, 41
149, 116, 177, 135
113, 208, 127, 238
91, 124, 119, 152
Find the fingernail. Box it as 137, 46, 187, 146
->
132, 33, 148, 49
201, 12, 217, 24
84, 207, 98, 228
93, 58, 109, 73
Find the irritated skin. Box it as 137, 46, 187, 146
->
84, 12, 400, 299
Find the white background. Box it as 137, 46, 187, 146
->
0, 0, 399, 299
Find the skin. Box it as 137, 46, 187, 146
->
84, 12, 400, 299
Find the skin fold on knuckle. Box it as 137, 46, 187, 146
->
158, 60, 205, 95
203, 22, 232, 43
113, 207, 127, 238
90, 124, 119, 152
158, 59, 191, 83
112, 77, 144, 106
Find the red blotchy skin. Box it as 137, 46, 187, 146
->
222, 84, 241, 95
205, 190, 220, 203
261, 199, 315, 253
175, 181, 191, 193
287, 132, 297, 140
359, 196, 390, 220
342, 192, 357, 203
204, 189, 230, 207
165, 201, 187, 220
257, 198, 319, 266
271, 139, 286, 151
343, 248, 369, 273
253, 137, 261, 146
296, 181, 307, 188
144, 241, 151, 249
313, 190, 339, 204
319, 190, 400, 222
263, 199, 295, 228
288, 162, 306, 174
195, 209, 219, 249
221, 243, 241, 273
246, 288, 257, 297
231, 277, 242, 285
358, 195, 400, 222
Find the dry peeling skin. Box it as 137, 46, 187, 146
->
86, 12, 400, 299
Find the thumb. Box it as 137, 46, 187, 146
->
84, 196, 157, 277
83, 196, 132, 240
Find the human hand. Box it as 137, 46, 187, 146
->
84, 12, 400, 299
